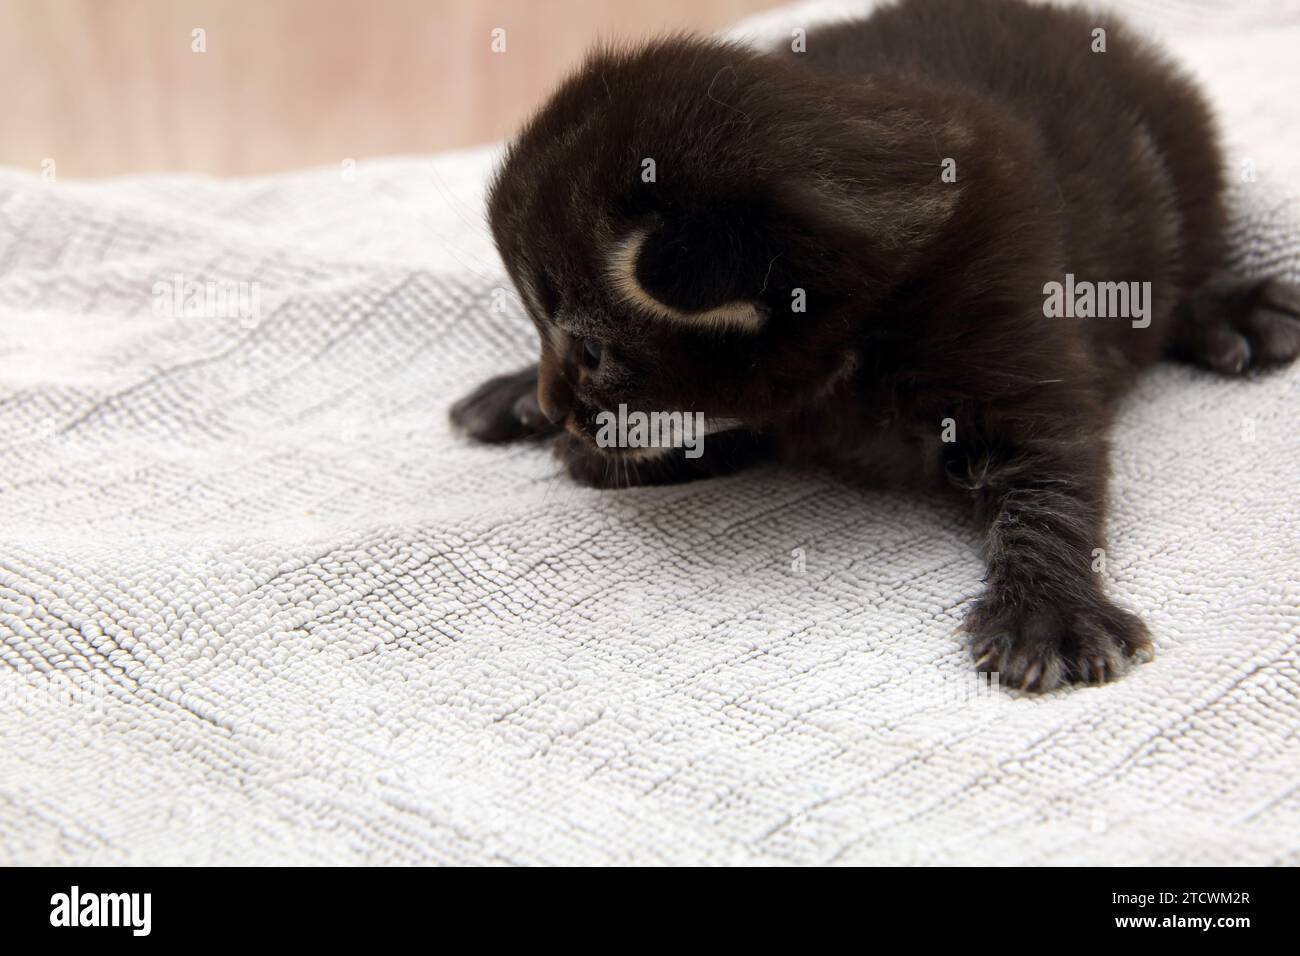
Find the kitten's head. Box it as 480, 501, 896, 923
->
487, 36, 959, 451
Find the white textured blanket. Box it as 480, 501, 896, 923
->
1, 1, 1297, 865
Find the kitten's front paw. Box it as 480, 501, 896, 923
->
964, 592, 1153, 692
449, 365, 557, 443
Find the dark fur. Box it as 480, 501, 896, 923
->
450, 0, 1300, 691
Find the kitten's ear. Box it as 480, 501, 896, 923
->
608, 170, 956, 330
777, 176, 960, 254
607, 205, 775, 332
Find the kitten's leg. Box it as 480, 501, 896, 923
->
952, 435, 1153, 692
449, 364, 559, 443
559, 428, 771, 489
1169, 275, 1300, 373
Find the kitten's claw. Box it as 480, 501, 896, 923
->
1089, 656, 1108, 684
1020, 661, 1042, 691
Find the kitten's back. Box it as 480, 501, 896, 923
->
793, 0, 1226, 367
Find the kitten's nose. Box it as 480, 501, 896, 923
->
538, 391, 568, 425
537, 352, 573, 424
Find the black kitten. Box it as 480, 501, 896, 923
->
451, 0, 1300, 691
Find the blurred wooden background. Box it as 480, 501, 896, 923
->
0, 0, 783, 179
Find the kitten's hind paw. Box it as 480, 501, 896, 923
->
1242, 277, 1300, 367
449, 365, 558, 443
1175, 276, 1300, 374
